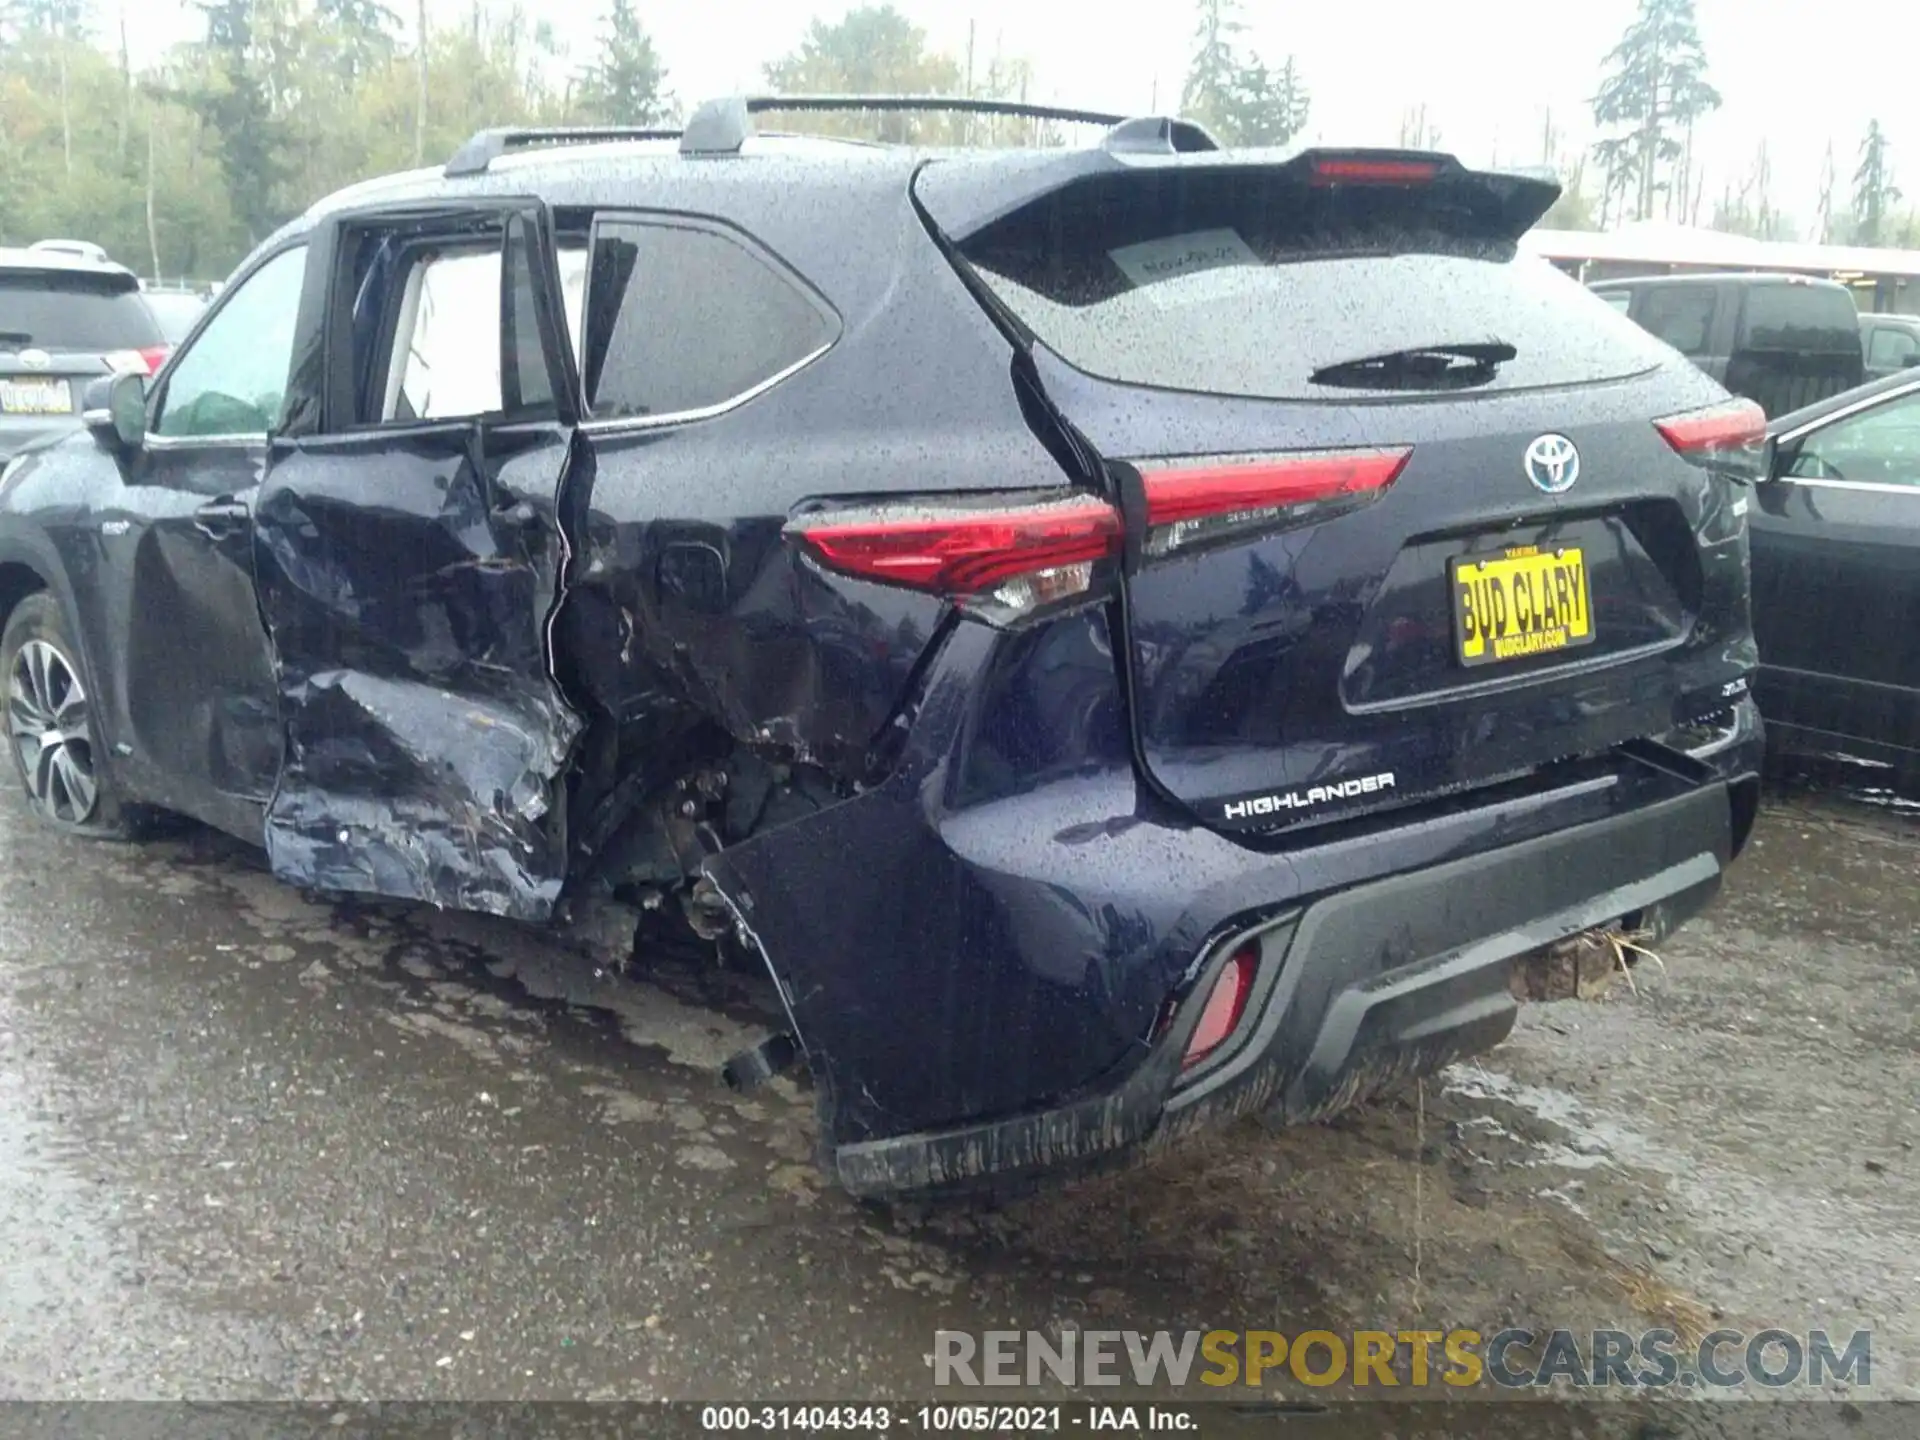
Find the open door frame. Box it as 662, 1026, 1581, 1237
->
251, 197, 590, 920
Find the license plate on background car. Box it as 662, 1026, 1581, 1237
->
1450, 544, 1593, 668
0, 378, 72, 416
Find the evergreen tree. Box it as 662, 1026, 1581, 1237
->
1179, 0, 1240, 137
1852, 120, 1902, 246
189, 0, 295, 244
316, 0, 400, 84
1591, 0, 1720, 222
1223, 55, 1308, 147
1179, 0, 1309, 147
574, 0, 670, 127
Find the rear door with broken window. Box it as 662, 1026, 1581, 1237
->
252, 201, 587, 920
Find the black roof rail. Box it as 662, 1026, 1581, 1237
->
679, 93, 1137, 156
445, 124, 682, 177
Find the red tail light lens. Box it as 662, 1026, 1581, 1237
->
104, 345, 173, 377
1183, 944, 1258, 1069
789, 493, 1122, 619
1655, 399, 1770, 482
1311, 157, 1439, 185
1138, 447, 1412, 557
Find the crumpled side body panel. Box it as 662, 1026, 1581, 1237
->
253, 428, 581, 921
704, 608, 1195, 1143
264, 668, 580, 920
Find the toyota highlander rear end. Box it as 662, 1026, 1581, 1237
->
0, 249, 171, 462
704, 144, 1764, 1196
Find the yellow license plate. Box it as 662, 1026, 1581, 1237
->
1451, 544, 1594, 668
0, 377, 72, 416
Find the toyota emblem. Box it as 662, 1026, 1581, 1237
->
1524, 434, 1580, 494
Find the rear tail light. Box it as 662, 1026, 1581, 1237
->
791, 448, 1411, 616
788, 493, 1122, 621
1137, 447, 1412, 558
103, 345, 172, 376
1655, 399, 1770, 482
1183, 943, 1258, 1069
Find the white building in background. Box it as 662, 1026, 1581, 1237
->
1524, 220, 1920, 316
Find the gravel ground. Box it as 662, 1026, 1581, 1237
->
0, 777, 1912, 1427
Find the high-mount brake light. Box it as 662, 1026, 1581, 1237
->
1310, 157, 1439, 185
1654, 398, 1770, 482
788, 494, 1122, 621
1136, 447, 1412, 557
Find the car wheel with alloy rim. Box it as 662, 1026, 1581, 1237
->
2, 592, 135, 837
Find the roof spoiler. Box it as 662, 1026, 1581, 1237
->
917, 146, 1564, 247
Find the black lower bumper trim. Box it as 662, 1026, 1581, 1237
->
832, 779, 1733, 1199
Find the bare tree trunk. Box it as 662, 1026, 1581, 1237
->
414, 0, 429, 167
60, 46, 72, 175
118, 5, 132, 163
145, 112, 162, 281
962, 19, 974, 148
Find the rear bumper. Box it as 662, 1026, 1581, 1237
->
704, 614, 1762, 1199
830, 775, 1732, 1198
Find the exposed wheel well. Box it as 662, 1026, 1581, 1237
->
0, 563, 48, 637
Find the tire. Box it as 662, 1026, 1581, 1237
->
1, 592, 137, 839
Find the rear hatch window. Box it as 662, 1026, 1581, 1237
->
954, 169, 1672, 401
1736, 284, 1863, 355
0, 270, 162, 352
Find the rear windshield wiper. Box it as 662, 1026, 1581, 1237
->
1311, 340, 1517, 391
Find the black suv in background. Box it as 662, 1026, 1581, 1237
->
1592, 272, 1864, 417
1, 247, 172, 461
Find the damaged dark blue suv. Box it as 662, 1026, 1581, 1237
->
0, 97, 1766, 1197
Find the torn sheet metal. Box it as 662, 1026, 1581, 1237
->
253, 428, 582, 922
264, 668, 580, 921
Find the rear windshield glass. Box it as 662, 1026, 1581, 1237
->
0, 272, 162, 352
956, 184, 1670, 400
1738, 285, 1862, 354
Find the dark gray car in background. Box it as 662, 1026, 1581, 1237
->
1, 247, 172, 462
1859, 312, 1920, 381
1591, 272, 1865, 418
1752, 369, 1920, 776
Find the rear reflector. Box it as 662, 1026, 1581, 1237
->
1137, 447, 1412, 557
1184, 944, 1258, 1069
789, 494, 1121, 618
1311, 157, 1439, 185
1654, 399, 1770, 482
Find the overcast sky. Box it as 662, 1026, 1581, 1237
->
118, 0, 1912, 232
